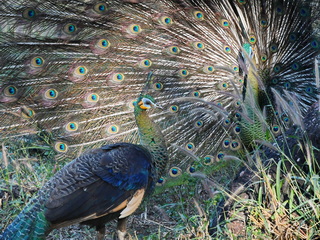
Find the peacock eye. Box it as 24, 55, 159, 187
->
249, 34, 257, 44
55, 142, 68, 153
224, 45, 232, 53
169, 167, 182, 177
4, 85, 18, 97
21, 107, 35, 119
261, 54, 267, 62
86, 93, 100, 103
299, 7, 310, 17
169, 105, 179, 113
107, 125, 120, 135
310, 39, 319, 49
230, 140, 241, 150
97, 39, 110, 49
156, 177, 166, 186
44, 89, 58, 99
22, 8, 37, 20
193, 11, 204, 20
192, 41, 205, 50
167, 46, 181, 55
153, 82, 163, 90
93, 3, 108, 14
159, 16, 173, 26
187, 166, 196, 174
64, 23, 78, 35
185, 142, 195, 151
31, 57, 45, 67
139, 59, 152, 69
178, 69, 189, 77
203, 155, 214, 165
66, 122, 79, 132
270, 43, 278, 53
127, 24, 141, 35
112, 73, 125, 83
220, 19, 230, 28
203, 65, 214, 74
216, 152, 225, 161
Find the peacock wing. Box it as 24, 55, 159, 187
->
43, 143, 154, 227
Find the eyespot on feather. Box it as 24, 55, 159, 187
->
85, 93, 100, 103
187, 166, 196, 174
55, 142, 68, 153
203, 65, 214, 74
127, 24, 142, 35
31, 57, 45, 68
159, 16, 173, 26
22, 8, 37, 20
93, 2, 108, 14
169, 167, 182, 177
21, 107, 35, 119
153, 82, 163, 91
63, 23, 78, 35
220, 19, 230, 28
106, 125, 120, 135
194, 120, 204, 128
65, 122, 79, 132
193, 11, 204, 20
167, 46, 181, 55
169, 105, 179, 113
178, 69, 189, 77
44, 89, 58, 100
230, 140, 241, 151
112, 73, 125, 83
203, 155, 215, 165
185, 142, 195, 151
156, 177, 166, 186
192, 41, 205, 50
215, 152, 225, 161
139, 59, 152, 69
3, 86, 18, 97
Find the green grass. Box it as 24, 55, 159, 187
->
1, 132, 320, 239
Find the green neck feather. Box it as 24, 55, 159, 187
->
240, 43, 266, 147
134, 106, 168, 178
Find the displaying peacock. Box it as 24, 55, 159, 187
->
0, 0, 319, 181
0, 92, 168, 239
0, 0, 319, 237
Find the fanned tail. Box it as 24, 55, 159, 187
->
0, 0, 319, 185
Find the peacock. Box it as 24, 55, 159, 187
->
0, 0, 319, 237
0, 91, 168, 240
1, 0, 319, 182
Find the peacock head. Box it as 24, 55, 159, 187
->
135, 95, 161, 110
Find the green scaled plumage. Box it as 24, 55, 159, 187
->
0, 0, 319, 198
1, 92, 168, 239
134, 93, 168, 178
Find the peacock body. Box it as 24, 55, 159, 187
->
0, 94, 168, 239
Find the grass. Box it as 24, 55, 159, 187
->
1, 114, 320, 240
2, 138, 320, 240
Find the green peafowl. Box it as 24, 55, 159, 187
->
0, 0, 319, 181
0, 1, 320, 235
0, 92, 168, 239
